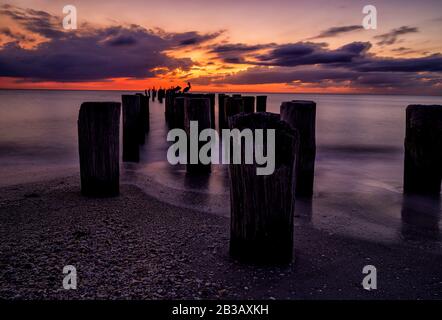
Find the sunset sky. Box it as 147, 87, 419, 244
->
0, 0, 441, 94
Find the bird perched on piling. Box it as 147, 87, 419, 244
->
183, 82, 191, 93
172, 86, 182, 93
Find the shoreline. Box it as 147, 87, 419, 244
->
1, 176, 441, 299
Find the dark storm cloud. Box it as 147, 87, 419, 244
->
191, 41, 442, 94
309, 25, 364, 39
169, 30, 225, 47
194, 64, 441, 94
352, 54, 442, 72
374, 26, 419, 46
209, 43, 274, 66
252, 42, 372, 67
0, 5, 223, 81
210, 43, 273, 54
203, 66, 358, 85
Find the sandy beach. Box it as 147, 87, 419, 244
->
1, 175, 441, 300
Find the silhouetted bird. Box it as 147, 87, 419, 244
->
172, 86, 182, 93
183, 82, 191, 93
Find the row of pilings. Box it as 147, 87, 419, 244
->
77, 92, 442, 264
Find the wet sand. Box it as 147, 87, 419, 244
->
0, 176, 441, 300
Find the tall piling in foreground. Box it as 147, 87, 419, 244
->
78, 102, 120, 197
184, 97, 212, 173
122, 95, 141, 162
280, 100, 316, 197
229, 112, 298, 264
256, 96, 267, 112
404, 105, 442, 195
242, 96, 255, 114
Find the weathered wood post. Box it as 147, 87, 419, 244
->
78, 102, 120, 197
207, 93, 216, 129
158, 89, 164, 104
165, 91, 173, 123
404, 105, 442, 195
256, 95, 267, 112
184, 97, 212, 173
218, 93, 227, 129
229, 112, 297, 264
172, 96, 185, 129
280, 100, 316, 197
143, 94, 150, 132
133, 95, 145, 145
224, 96, 243, 127
136, 93, 149, 138
242, 96, 255, 114
122, 95, 140, 162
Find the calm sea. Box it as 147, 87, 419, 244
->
0, 90, 441, 246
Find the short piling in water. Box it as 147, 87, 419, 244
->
136, 93, 149, 135
122, 95, 141, 162
165, 91, 174, 123
207, 93, 216, 129
158, 89, 165, 104
172, 96, 185, 129
184, 97, 212, 173
143, 94, 150, 132
242, 96, 255, 114
228, 112, 298, 264
224, 96, 243, 127
218, 93, 227, 129
133, 95, 145, 145
256, 95, 267, 112
280, 100, 316, 197
404, 105, 442, 195
78, 102, 121, 197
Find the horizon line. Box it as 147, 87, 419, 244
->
1, 88, 441, 97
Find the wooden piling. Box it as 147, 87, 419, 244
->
404, 105, 442, 195
218, 93, 227, 129
122, 95, 140, 162
280, 100, 316, 197
136, 93, 149, 136
172, 96, 185, 129
143, 94, 150, 132
229, 112, 298, 264
224, 97, 243, 127
78, 102, 120, 197
184, 97, 212, 173
207, 93, 216, 129
242, 96, 255, 114
256, 95, 267, 112
165, 91, 174, 123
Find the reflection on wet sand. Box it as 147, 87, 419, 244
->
294, 198, 313, 223
401, 195, 441, 241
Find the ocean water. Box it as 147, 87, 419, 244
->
0, 90, 441, 247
